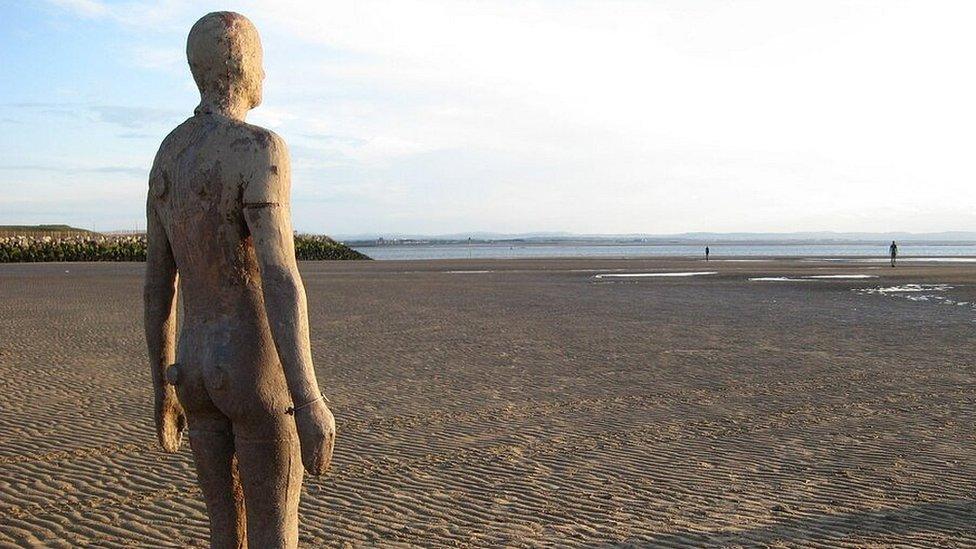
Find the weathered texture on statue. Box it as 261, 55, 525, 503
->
143, 12, 336, 548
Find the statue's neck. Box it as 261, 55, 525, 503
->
195, 95, 249, 121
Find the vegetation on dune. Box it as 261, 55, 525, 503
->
293, 234, 371, 261
0, 234, 370, 263
0, 235, 146, 262
0, 225, 97, 238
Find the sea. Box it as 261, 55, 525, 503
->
351, 243, 976, 261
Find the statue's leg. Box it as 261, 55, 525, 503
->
201, 356, 302, 547
176, 363, 248, 549
189, 417, 248, 549
234, 433, 303, 549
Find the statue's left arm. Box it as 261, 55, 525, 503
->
243, 132, 336, 475
144, 191, 186, 452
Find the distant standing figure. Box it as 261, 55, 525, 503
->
705, 246, 710, 261
889, 240, 898, 267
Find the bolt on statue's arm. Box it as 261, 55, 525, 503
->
243, 133, 336, 476
144, 195, 187, 452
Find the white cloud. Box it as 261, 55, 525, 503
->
32, 1, 976, 233
46, 0, 108, 18
130, 46, 184, 72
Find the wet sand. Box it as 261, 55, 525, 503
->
1, 258, 975, 547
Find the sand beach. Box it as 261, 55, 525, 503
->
1, 258, 974, 547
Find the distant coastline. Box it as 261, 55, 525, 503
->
341, 231, 976, 249
348, 240, 976, 261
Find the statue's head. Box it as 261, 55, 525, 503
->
187, 12, 264, 119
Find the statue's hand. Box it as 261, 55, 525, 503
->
154, 386, 187, 453
294, 399, 336, 475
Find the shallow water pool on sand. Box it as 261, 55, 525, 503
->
593, 272, 718, 279
854, 283, 976, 309
750, 274, 876, 282
805, 274, 877, 279
860, 284, 953, 294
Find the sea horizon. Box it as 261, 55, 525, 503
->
352, 241, 976, 261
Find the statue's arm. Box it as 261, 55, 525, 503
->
242, 135, 319, 406
243, 132, 335, 474
144, 195, 185, 452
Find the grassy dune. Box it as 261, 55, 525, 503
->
0, 231, 369, 262
0, 225, 97, 238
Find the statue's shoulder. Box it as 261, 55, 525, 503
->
235, 123, 291, 206
154, 117, 199, 158
148, 117, 197, 199
230, 122, 289, 161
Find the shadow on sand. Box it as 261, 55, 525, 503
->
615, 500, 976, 547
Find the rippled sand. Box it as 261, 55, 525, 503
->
1, 258, 975, 547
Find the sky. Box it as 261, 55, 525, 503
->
2, 0, 976, 236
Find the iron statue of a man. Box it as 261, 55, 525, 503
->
144, 11, 336, 548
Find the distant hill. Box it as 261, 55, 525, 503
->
0, 225, 97, 237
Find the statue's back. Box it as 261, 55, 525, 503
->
148, 114, 292, 388
150, 115, 273, 319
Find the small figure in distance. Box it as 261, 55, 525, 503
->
144, 12, 335, 548
705, 246, 710, 262
890, 240, 898, 267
